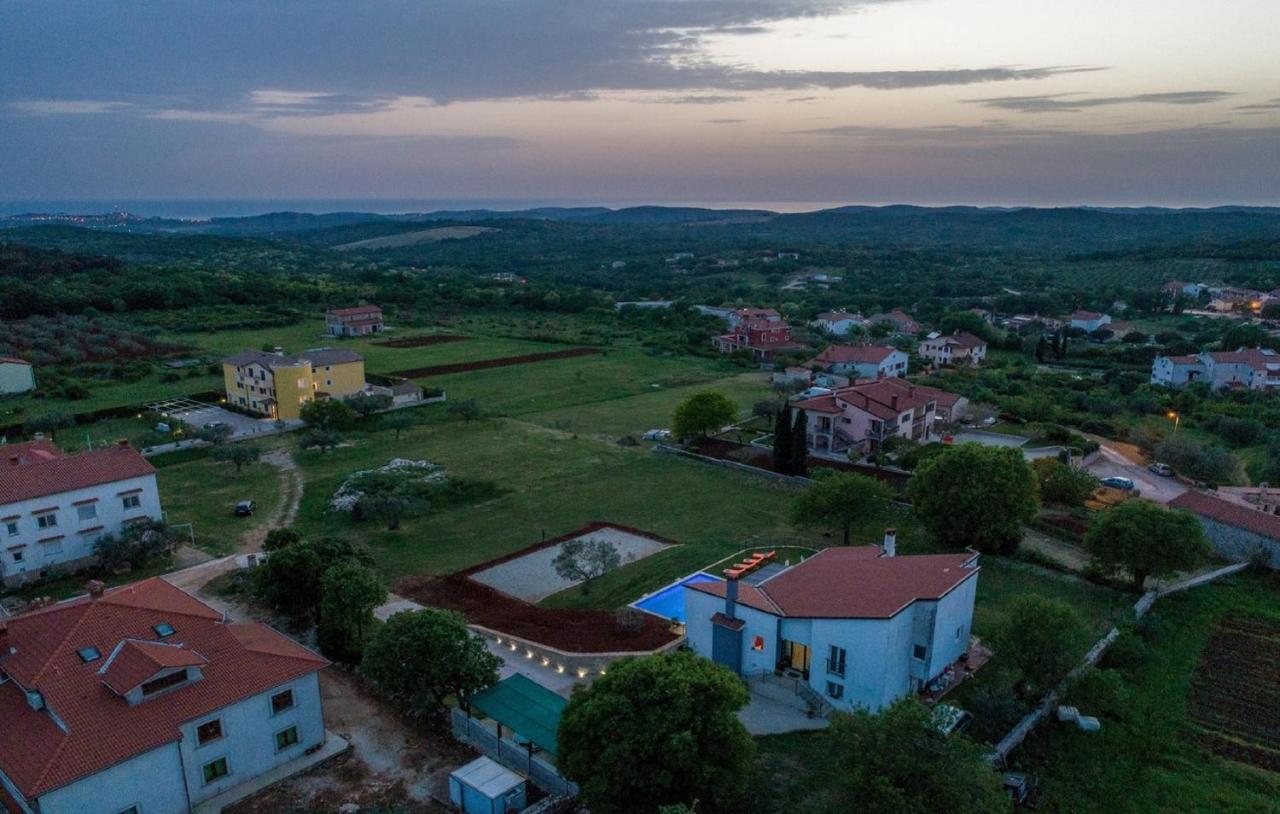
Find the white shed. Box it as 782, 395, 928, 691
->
449, 756, 527, 814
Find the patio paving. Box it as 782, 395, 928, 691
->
738, 686, 830, 735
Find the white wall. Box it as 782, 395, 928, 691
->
0, 363, 35, 394
181, 672, 324, 804
37, 742, 189, 814
0, 472, 163, 584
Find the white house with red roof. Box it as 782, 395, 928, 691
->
1068, 310, 1111, 333
867, 309, 921, 337
810, 311, 868, 337
1151, 348, 1280, 390
684, 537, 980, 712
793, 378, 949, 456
325, 304, 384, 337
0, 577, 329, 814
0, 439, 163, 587
805, 344, 908, 379
0, 357, 35, 395
919, 332, 988, 367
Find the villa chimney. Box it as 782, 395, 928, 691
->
883, 528, 897, 557
86, 580, 105, 600
725, 576, 739, 620
891, 395, 900, 410
117, 439, 130, 449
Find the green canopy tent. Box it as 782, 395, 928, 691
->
467, 674, 567, 758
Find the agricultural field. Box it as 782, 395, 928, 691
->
1187, 615, 1280, 773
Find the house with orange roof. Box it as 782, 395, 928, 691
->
805, 344, 908, 379
0, 439, 163, 587
712, 309, 804, 361
684, 533, 980, 712
0, 357, 35, 395
0, 577, 329, 814
919, 331, 988, 367
792, 378, 951, 457
325, 304, 384, 337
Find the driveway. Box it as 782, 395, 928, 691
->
1085, 441, 1187, 504
149, 398, 283, 440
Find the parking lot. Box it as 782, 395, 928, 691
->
147, 398, 278, 440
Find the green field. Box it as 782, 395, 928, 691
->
157, 454, 285, 556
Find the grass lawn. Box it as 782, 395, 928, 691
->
157, 455, 284, 555
1013, 571, 1280, 812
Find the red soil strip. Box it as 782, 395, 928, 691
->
371, 335, 469, 349
387, 347, 601, 379
397, 573, 678, 653
456, 521, 677, 577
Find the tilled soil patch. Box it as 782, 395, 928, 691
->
388, 347, 600, 378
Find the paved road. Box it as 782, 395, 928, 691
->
1085, 442, 1187, 504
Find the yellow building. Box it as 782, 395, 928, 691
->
221, 348, 366, 420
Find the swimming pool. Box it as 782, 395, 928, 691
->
631, 572, 722, 623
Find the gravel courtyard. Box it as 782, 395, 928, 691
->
469, 525, 672, 601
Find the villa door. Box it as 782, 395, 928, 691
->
783, 641, 811, 678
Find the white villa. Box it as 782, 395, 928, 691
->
0, 439, 163, 587
1068, 310, 1112, 333
0, 577, 329, 814
805, 345, 908, 380
793, 378, 949, 456
685, 537, 980, 712
811, 311, 868, 337
1151, 348, 1280, 391
919, 332, 988, 367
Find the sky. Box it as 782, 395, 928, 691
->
2, 0, 1278, 208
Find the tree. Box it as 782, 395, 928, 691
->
557, 651, 754, 814
1154, 436, 1241, 486
828, 698, 1009, 814
552, 536, 622, 594
361, 609, 500, 719
1031, 458, 1097, 507
448, 398, 480, 423
317, 560, 387, 663
300, 398, 357, 431
1083, 500, 1210, 591
997, 595, 1086, 690
789, 407, 808, 476
1034, 335, 1047, 363
772, 404, 793, 473
381, 411, 415, 440
672, 391, 736, 441
210, 443, 262, 473
907, 444, 1039, 555
262, 527, 302, 552
92, 518, 174, 573
347, 392, 393, 417
195, 423, 233, 445
298, 428, 342, 453
256, 536, 372, 623
790, 472, 894, 545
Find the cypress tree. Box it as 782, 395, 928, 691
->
1034, 335, 1046, 362
773, 404, 793, 474
790, 407, 809, 477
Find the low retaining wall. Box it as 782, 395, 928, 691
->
990, 560, 1253, 764
471, 623, 685, 679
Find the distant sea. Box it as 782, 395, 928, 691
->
0, 198, 854, 219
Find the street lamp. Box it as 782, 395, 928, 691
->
1167, 411, 1180, 433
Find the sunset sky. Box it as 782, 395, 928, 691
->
2, 0, 1277, 207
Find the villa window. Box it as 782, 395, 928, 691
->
270, 688, 295, 715
196, 718, 224, 746
913, 644, 927, 661
201, 757, 229, 784
827, 645, 847, 677
275, 725, 300, 751
40, 538, 63, 556
826, 681, 844, 700
76, 504, 97, 522
956, 625, 964, 642
4, 521, 17, 536
142, 669, 189, 696
122, 495, 142, 511
752, 635, 765, 651
36, 513, 57, 529
11, 549, 24, 563
116, 807, 140, 814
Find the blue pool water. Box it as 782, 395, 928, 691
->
632, 572, 721, 623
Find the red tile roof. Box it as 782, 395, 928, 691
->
327, 305, 383, 317
1169, 491, 1280, 541
1071, 310, 1105, 321
100, 639, 209, 696
0, 357, 32, 366
691, 546, 979, 618
0, 578, 327, 799
810, 344, 898, 366
0, 441, 156, 505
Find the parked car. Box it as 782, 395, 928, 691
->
1148, 462, 1173, 477
642, 429, 672, 441
202, 421, 227, 430
234, 500, 256, 517
1100, 476, 1136, 491
931, 704, 973, 736
1002, 772, 1042, 808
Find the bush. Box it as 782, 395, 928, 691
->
1153, 436, 1241, 485
1064, 667, 1130, 720
1032, 458, 1097, 507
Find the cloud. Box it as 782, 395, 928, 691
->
795, 121, 1069, 143
655, 94, 748, 105
794, 120, 1280, 151
1234, 97, 1280, 113
11, 99, 135, 115
969, 90, 1234, 113
787, 96, 822, 103
708, 118, 745, 124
